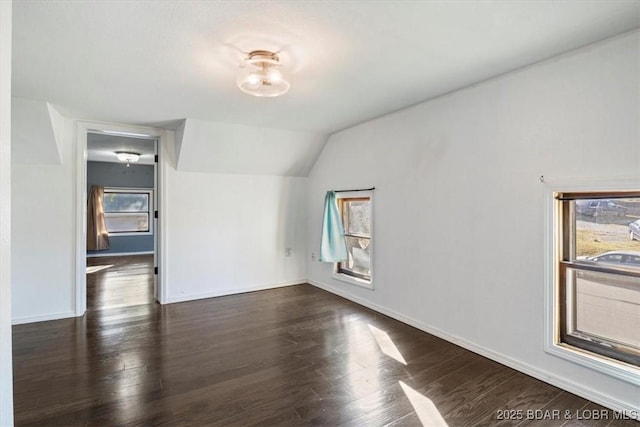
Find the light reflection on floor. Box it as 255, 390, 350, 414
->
368, 324, 407, 365
86, 264, 113, 274
400, 381, 449, 427
87, 255, 154, 310
367, 323, 448, 427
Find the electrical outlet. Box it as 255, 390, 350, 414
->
311, 252, 316, 261
285, 248, 292, 257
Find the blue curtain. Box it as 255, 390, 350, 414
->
319, 191, 348, 262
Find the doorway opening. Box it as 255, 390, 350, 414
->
75, 123, 166, 317
85, 133, 157, 311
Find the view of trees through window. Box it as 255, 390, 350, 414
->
104, 192, 149, 213
339, 197, 371, 281
345, 201, 370, 235
103, 191, 151, 233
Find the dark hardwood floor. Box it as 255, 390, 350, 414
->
12, 259, 636, 426
86, 255, 155, 310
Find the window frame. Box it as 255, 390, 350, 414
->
332, 191, 374, 289
545, 183, 640, 385
103, 187, 154, 237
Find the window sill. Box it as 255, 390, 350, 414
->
545, 342, 640, 386
332, 272, 374, 290
108, 231, 153, 237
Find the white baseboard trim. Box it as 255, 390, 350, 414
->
86, 251, 154, 258
165, 279, 306, 304
12, 310, 76, 325
308, 279, 639, 417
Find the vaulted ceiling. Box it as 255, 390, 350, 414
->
11, 1, 640, 173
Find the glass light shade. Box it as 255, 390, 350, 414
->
115, 152, 140, 163
236, 51, 290, 97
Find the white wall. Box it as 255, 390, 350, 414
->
175, 119, 327, 176
0, 0, 14, 423
164, 135, 308, 302
11, 98, 64, 164
11, 119, 308, 319
307, 31, 640, 412
11, 118, 76, 324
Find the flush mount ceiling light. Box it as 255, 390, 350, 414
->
115, 151, 140, 167
236, 50, 290, 97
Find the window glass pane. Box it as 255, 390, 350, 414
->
559, 193, 640, 368
104, 193, 149, 213
104, 213, 149, 233
342, 236, 371, 277
575, 198, 640, 261
345, 200, 370, 236
564, 267, 640, 353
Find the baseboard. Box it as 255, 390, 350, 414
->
87, 251, 154, 258
308, 279, 639, 417
165, 279, 306, 304
12, 310, 76, 325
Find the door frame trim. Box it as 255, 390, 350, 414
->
75, 121, 168, 316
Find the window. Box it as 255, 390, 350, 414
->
335, 194, 373, 286
554, 191, 640, 374
103, 188, 153, 235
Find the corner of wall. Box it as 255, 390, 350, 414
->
47, 103, 66, 164
173, 119, 187, 170
0, 0, 14, 424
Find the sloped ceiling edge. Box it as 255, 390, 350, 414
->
175, 118, 328, 177
11, 97, 62, 165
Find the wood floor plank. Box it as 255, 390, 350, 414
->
516, 391, 590, 427
475, 382, 563, 426
561, 401, 619, 427
12, 255, 623, 426
441, 371, 540, 426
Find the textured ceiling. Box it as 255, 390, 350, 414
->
12, 1, 640, 135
